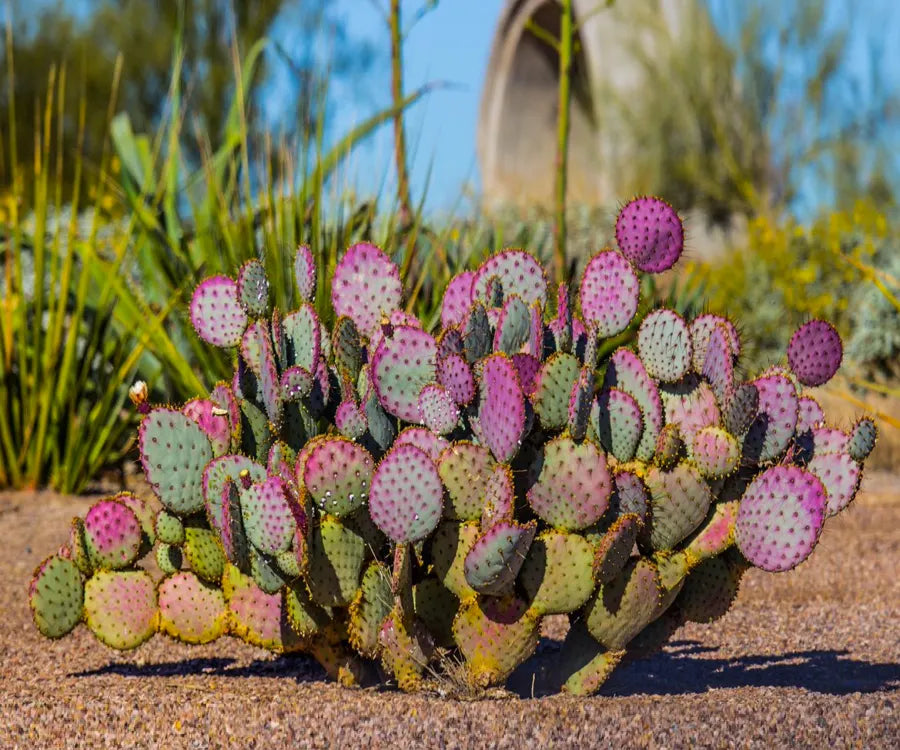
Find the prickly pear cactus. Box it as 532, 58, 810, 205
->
30, 202, 877, 696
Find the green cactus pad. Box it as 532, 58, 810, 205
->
237, 259, 269, 316
333, 316, 364, 384
140, 408, 213, 515
183, 526, 227, 583
203, 454, 265, 563
413, 577, 459, 648
306, 516, 367, 607
156, 543, 182, 574
643, 464, 712, 551
68, 517, 92, 575
654, 424, 685, 469
463, 520, 536, 596
348, 562, 393, 657
84, 570, 158, 650
520, 530, 595, 614
369, 443, 443, 543
81, 499, 142, 571
452, 596, 540, 688
281, 303, 320, 373
560, 621, 625, 696
29, 555, 84, 639
637, 309, 692, 383
155, 510, 185, 546
284, 580, 332, 638
592, 514, 641, 584
428, 521, 480, 600
158, 571, 228, 644
239, 397, 274, 462
479, 354, 526, 462
532, 352, 580, 430
568, 366, 595, 442
603, 348, 663, 461
241, 321, 283, 426
592, 388, 644, 463
526, 436, 612, 531
223, 564, 302, 653
438, 442, 497, 521
690, 426, 740, 478
378, 607, 434, 692
463, 302, 492, 362
493, 294, 530, 354
303, 437, 375, 517
847, 418, 877, 462
250, 548, 289, 594
585, 557, 663, 650
370, 325, 438, 423
481, 464, 515, 529
678, 556, 743, 623
240, 476, 297, 556
723, 382, 759, 436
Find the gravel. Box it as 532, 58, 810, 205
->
1, 473, 898, 749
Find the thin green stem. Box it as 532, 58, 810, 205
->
553, 0, 574, 286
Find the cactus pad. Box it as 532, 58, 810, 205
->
83, 499, 142, 570
418, 383, 460, 435
438, 352, 476, 405
331, 243, 402, 337
303, 437, 374, 517
183, 526, 227, 583
370, 444, 443, 543
471, 250, 548, 308
294, 244, 316, 302
592, 514, 641, 584
735, 466, 826, 572
701, 324, 735, 407
224, 564, 300, 652
532, 352, 580, 430
441, 271, 475, 329
743, 374, 798, 463
723, 382, 759, 436
182, 399, 231, 457
306, 516, 367, 607
585, 557, 663, 650
494, 294, 531, 354
593, 388, 643, 462
84, 570, 157, 650
526, 436, 611, 531
240, 476, 297, 555
190, 275, 247, 347
807, 451, 861, 516
393, 426, 450, 461
348, 562, 392, 657
678, 556, 742, 623
429, 521, 480, 600
463, 520, 536, 595
158, 572, 227, 644
848, 418, 877, 462
140, 408, 213, 515
371, 325, 437, 423
603, 348, 663, 460
690, 313, 740, 371
643, 463, 712, 551
237, 259, 269, 316
788, 319, 843, 387
796, 395, 825, 434
690, 426, 740, 478
579, 250, 640, 337
615, 196, 684, 272
520, 530, 595, 614
638, 309, 692, 383
29, 555, 84, 638
479, 354, 526, 462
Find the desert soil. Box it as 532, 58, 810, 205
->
1, 474, 898, 749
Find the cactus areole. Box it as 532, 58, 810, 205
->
29, 200, 876, 696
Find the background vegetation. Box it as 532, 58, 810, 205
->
0, 0, 897, 491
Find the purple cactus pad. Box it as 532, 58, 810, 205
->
331, 243, 403, 337
369, 444, 443, 543
441, 271, 475, 329
787, 320, 843, 387
579, 250, 640, 338
190, 276, 248, 348
294, 245, 316, 302
615, 196, 684, 273
479, 354, 526, 463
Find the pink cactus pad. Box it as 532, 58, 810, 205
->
240, 476, 298, 555
796, 396, 825, 433
438, 442, 497, 521
743, 374, 798, 463
663, 379, 721, 443
335, 400, 367, 440
369, 444, 443, 543
479, 354, 526, 463
701, 324, 735, 407
190, 275, 247, 348
83, 499, 143, 570
371, 325, 438, 424
438, 352, 476, 405
690, 313, 740, 371
224, 565, 300, 652
303, 437, 375, 517
788, 320, 843, 387
331, 243, 402, 337
471, 250, 548, 308
807, 451, 861, 516
182, 398, 231, 456
735, 466, 827, 572
368, 309, 422, 355
441, 271, 475, 329
511, 353, 541, 397
481, 464, 515, 529
615, 196, 684, 273
637, 309, 692, 383
418, 384, 460, 435
294, 244, 316, 302
393, 426, 450, 461
579, 250, 640, 338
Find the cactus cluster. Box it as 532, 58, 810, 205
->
29, 197, 877, 695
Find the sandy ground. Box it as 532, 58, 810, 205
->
1, 474, 898, 749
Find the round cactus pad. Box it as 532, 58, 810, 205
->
644, 463, 713, 551
678, 556, 742, 623
190, 275, 247, 347
237, 259, 269, 317
335, 399, 367, 440
240, 476, 298, 556
294, 244, 317, 303
158, 572, 227, 644
84, 570, 158, 650
788, 319, 843, 387
603, 348, 663, 461
743, 375, 798, 463
370, 444, 443, 543
532, 352, 580, 430
807, 451, 861, 516
723, 383, 759, 436
281, 304, 321, 374
303, 437, 375, 517
848, 418, 877, 462
438, 442, 497, 521
418, 383, 460, 435
690, 426, 740, 478
183, 526, 227, 583
735, 466, 827, 572
494, 295, 531, 354
662, 378, 721, 443
331, 243, 402, 337
83, 499, 143, 570
438, 352, 476, 405
371, 325, 438, 423
224, 565, 299, 653
203, 454, 266, 556
305, 517, 367, 607
30, 555, 84, 638
393, 426, 450, 461
796, 395, 825, 434
638, 309, 692, 383
615, 196, 684, 273
471, 250, 548, 308
479, 354, 526, 463
140, 408, 213, 515
579, 250, 640, 337
463, 520, 536, 595
592, 515, 641, 585
700, 324, 735, 407
348, 562, 393, 657
526, 436, 612, 531
441, 272, 475, 332
593, 388, 644, 463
